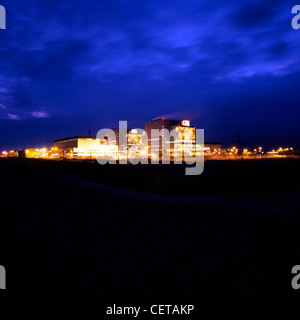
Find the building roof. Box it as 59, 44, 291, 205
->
54, 136, 96, 143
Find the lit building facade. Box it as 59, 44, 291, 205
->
54, 136, 103, 159
202, 143, 223, 155
127, 129, 148, 158
145, 119, 196, 160
106, 128, 147, 158
19, 148, 49, 158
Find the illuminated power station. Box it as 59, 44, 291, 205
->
8, 118, 226, 160
51, 119, 223, 160
2, 117, 294, 160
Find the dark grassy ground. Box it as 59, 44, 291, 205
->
5, 157, 300, 197
0, 157, 300, 299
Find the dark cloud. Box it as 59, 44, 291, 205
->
233, 0, 277, 27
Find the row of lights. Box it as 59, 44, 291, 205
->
1, 145, 295, 159
226, 146, 294, 155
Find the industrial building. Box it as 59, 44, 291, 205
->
51, 118, 223, 160
54, 135, 102, 159
109, 128, 147, 158
145, 119, 196, 159
203, 143, 223, 155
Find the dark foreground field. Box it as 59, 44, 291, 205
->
0, 157, 300, 299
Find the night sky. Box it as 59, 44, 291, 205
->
0, 0, 299, 150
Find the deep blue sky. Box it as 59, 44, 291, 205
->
0, 0, 299, 150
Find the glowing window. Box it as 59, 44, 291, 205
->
181, 120, 190, 127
